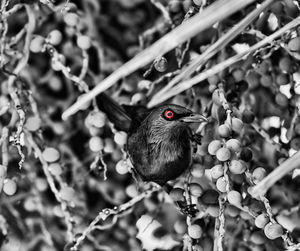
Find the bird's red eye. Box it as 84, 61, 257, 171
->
164, 110, 174, 119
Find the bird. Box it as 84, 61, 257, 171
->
96, 93, 207, 186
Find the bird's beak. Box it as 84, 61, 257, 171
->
180, 113, 207, 123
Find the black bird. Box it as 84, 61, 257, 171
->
96, 93, 207, 186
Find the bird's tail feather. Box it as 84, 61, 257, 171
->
96, 93, 132, 132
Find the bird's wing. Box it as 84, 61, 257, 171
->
96, 93, 132, 132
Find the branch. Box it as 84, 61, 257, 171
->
62, 0, 256, 120
148, 15, 300, 107
250, 151, 300, 198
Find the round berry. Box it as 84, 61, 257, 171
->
226, 205, 240, 217
252, 167, 266, 184
188, 224, 202, 239
89, 136, 104, 152
227, 190, 242, 206
59, 186, 75, 202
218, 124, 232, 138
275, 93, 289, 107
210, 164, 224, 179
30, 35, 45, 53
87, 111, 106, 128
191, 163, 205, 178
216, 177, 227, 193
3, 179, 17, 196
115, 160, 129, 175
242, 110, 255, 124
169, 187, 185, 201
229, 160, 246, 174
264, 223, 283, 240
276, 73, 289, 86
225, 139, 242, 153
216, 147, 231, 162
64, 12, 79, 26
250, 231, 265, 245
42, 147, 60, 162
48, 30, 63, 46
114, 131, 127, 146
154, 57, 168, 72
255, 213, 269, 228
208, 140, 222, 155
279, 56, 293, 73
288, 37, 300, 52
260, 74, 273, 87
232, 68, 245, 82
231, 118, 244, 133
25, 116, 41, 132
189, 183, 203, 197
48, 163, 63, 176
246, 71, 260, 89
200, 189, 219, 205
240, 147, 253, 162
77, 35, 92, 50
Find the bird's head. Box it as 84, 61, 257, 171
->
145, 104, 207, 141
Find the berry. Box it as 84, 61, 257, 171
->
218, 124, 232, 138
276, 73, 289, 86
232, 68, 245, 82
255, 213, 269, 228
189, 183, 203, 197
216, 177, 227, 193
229, 160, 246, 174
231, 118, 244, 133
288, 37, 300, 52
42, 147, 60, 162
208, 140, 222, 155
48, 30, 63, 46
89, 136, 104, 152
154, 57, 168, 72
191, 163, 205, 178
64, 12, 79, 26
252, 167, 266, 184
114, 131, 127, 146
30, 35, 45, 53
246, 71, 260, 89
25, 116, 41, 132
216, 147, 231, 162
227, 190, 242, 206
260, 74, 273, 87
3, 179, 17, 196
264, 223, 283, 240
169, 187, 185, 201
48, 163, 63, 176
279, 56, 292, 73
59, 186, 75, 202
200, 189, 219, 205
77, 35, 92, 50
275, 93, 289, 107
225, 139, 242, 152
242, 110, 255, 124
250, 231, 265, 245
87, 111, 106, 128
210, 164, 224, 179
240, 147, 253, 162
115, 160, 129, 175
188, 224, 202, 239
